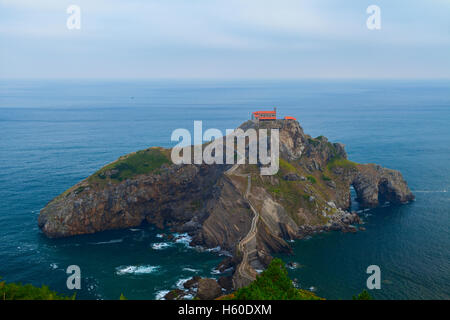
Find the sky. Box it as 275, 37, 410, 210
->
0, 0, 449, 79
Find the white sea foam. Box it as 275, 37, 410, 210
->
155, 290, 169, 300
91, 239, 123, 245
151, 242, 172, 250
206, 246, 221, 253
194, 245, 232, 257
219, 250, 233, 257
211, 268, 221, 275
116, 265, 159, 275
50, 263, 58, 270
211, 266, 233, 275
207, 246, 232, 256
156, 234, 164, 238
174, 233, 192, 246
176, 277, 192, 289
182, 267, 200, 273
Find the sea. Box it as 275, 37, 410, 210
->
0, 79, 449, 299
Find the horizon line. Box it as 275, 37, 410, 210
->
1, 77, 450, 82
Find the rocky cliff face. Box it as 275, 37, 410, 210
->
38, 120, 414, 289
38, 149, 225, 238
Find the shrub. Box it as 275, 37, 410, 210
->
352, 290, 373, 300
279, 159, 297, 173
307, 138, 320, 147
231, 259, 321, 300
326, 156, 357, 170
119, 293, 128, 300
307, 175, 317, 184
269, 187, 281, 195
0, 280, 75, 300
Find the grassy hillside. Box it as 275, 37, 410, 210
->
89, 147, 171, 184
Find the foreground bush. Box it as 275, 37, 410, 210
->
0, 279, 75, 300
231, 258, 322, 300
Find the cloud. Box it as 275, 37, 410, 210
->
1, 0, 448, 47
0, 0, 449, 78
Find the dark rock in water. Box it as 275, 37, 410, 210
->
164, 289, 184, 300
342, 225, 357, 233
196, 278, 222, 300
217, 257, 234, 273
351, 213, 361, 224
330, 223, 342, 231
183, 276, 201, 289
351, 164, 415, 208
218, 276, 233, 291
286, 261, 300, 269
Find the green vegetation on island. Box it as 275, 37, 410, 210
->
89, 147, 170, 184
253, 158, 333, 225
307, 175, 317, 184
326, 156, 357, 171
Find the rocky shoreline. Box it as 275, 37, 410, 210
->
298, 208, 362, 237
162, 275, 233, 300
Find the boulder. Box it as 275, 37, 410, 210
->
164, 289, 184, 300
196, 278, 222, 300
183, 276, 201, 289
216, 257, 234, 273
218, 276, 233, 291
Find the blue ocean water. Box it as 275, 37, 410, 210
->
0, 79, 449, 299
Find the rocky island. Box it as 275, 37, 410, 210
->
38, 119, 414, 292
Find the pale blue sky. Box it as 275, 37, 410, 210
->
1, 0, 449, 79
